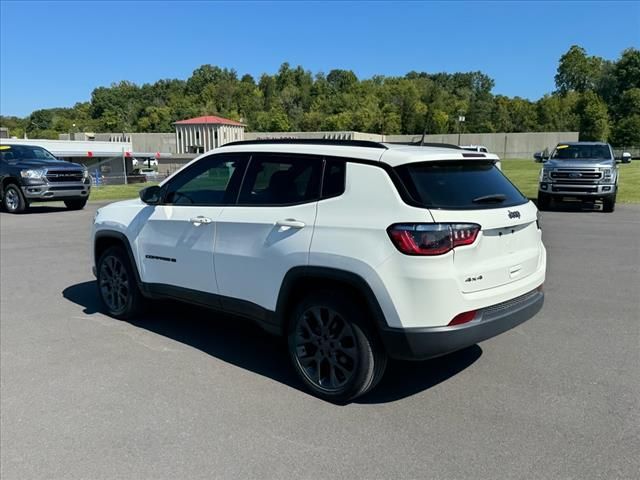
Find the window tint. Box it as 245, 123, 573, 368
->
396, 161, 527, 210
0, 145, 57, 162
164, 153, 248, 206
238, 154, 322, 206
0, 149, 14, 161
321, 158, 346, 199
551, 144, 612, 160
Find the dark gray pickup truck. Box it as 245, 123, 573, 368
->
534, 142, 627, 212
0, 144, 91, 213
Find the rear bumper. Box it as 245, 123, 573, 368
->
380, 289, 544, 361
539, 182, 616, 196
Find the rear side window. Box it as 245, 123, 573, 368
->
395, 161, 527, 210
238, 153, 322, 206
321, 158, 346, 199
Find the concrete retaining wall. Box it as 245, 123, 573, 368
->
246, 131, 579, 158
128, 133, 177, 154
57, 130, 580, 163
383, 132, 580, 158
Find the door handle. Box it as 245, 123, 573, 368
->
190, 216, 213, 225
276, 219, 306, 229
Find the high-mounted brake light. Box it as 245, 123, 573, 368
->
387, 223, 480, 256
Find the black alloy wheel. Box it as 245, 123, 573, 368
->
288, 292, 387, 402
97, 246, 145, 319
292, 306, 359, 392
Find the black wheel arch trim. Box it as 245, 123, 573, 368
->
275, 266, 390, 335
94, 230, 144, 287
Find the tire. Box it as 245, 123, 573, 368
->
64, 198, 88, 210
603, 194, 616, 213
537, 191, 551, 211
287, 291, 387, 402
2, 183, 29, 213
96, 246, 146, 319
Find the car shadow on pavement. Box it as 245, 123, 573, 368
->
63, 281, 482, 404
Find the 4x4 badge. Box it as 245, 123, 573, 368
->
508, 210, 521, 219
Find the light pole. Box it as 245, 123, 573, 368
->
457, 115, 465, 146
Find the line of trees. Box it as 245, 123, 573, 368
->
1, 46, 639, 145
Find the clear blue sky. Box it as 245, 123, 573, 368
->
1, 0, 639, 117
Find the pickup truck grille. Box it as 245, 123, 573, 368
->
46, 170, 84, 182
550, 169, 601, 182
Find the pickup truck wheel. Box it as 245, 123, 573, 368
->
603, 194, 616, 213
64, 199, 88, 210
288, 292, 387, 402
537, 192, 551, 211
97, 246, 145, 319
2, 183, 28, 213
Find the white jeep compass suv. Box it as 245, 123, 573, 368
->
91, 139, 546, 402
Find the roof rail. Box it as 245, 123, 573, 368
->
224, 139, 389, 149
388, 141, 463, 150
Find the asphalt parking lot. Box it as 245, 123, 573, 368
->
1, 202, 639, 479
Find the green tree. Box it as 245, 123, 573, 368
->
90, 81, 141, 131
326, 69, 358, 92
611, 115, 640, 146
576, 91, 610, 141
254, 106, 290, 131
617, 88, 640, 117
536, 93, 579, 131
555, 45, 606, 94
612, 48, 640, 93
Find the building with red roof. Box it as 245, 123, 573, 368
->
173, 115, 245, 154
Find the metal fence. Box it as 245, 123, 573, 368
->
85, 156, 176, 186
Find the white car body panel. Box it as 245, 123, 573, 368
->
135, 205, 223, 294
215, 202, 317, 310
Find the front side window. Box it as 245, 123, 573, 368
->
0, 146, 14, 162
238, 154, 322, 206
164, 153, 249, 206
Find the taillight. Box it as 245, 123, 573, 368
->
387, 223, 480, 256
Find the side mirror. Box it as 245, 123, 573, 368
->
534, 151, 547, 163
139, 185, 162, 204
621, 152, 632, 163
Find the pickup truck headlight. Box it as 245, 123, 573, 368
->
20, 168, 46, 179
600, 167, 612, 177
83, 168, 89, 179
540, 168, 550, 181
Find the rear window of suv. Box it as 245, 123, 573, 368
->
395, 160, 527, 210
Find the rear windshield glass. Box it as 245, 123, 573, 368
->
395, 161, 527, 210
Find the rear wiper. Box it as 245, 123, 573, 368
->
472, 193, 506, 203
